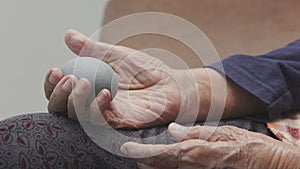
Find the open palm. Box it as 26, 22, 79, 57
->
45, 30, 187, 128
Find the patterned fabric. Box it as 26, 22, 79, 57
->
0, 113, 275, 169
267, 112, 300, 147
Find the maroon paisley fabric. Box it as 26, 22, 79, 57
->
0, 113, 275, 169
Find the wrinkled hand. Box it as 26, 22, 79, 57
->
121, 123, 292, 169
44, 30, 198, 128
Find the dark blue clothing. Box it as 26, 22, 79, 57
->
209, 39, 300, 121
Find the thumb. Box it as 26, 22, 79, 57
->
96, 89, 111, 112
65, 29, 90, 56
89, 89, 112, 126
64, 29, 121, 61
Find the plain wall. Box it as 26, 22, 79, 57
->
0, 0, 108, 119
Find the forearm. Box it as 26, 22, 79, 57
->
206, 39, 300, 120
191, 68, 267, 121
250, 136, 300, 169
271, 143, 300, 169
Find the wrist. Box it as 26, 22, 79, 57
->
191, 67, 267, 121
191, 68, 228, 121
191, 68, 213, 120
171, 68, 200, 122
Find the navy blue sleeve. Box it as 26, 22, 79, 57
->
208, 39, 300, 121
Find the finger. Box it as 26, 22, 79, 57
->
169, 123, 241, 142
64, 29, 90, 56
68, 78, 91, 121
168, 123, 196, 141
121, 142, 170, 158
64, 29, 127, 62
83, 88, 137, 128
169, 123, 219, 141
96, 89, 111, 114
89, 89, 111, 125
121, 142, 180, 168
44, 68, 63, 100
47, 75, 77, 114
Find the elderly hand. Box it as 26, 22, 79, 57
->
121, 123, 300, 169
44, 30, 269, 129
44, 30, 202, 128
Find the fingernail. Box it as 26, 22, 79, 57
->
62, 78, 73, 92
97, 91, 106, 103
120, 145, 128, 154
169, 123, 182, 131
49, 72, 58, 85
169, 123, 186, 139
74, 80, 86, 95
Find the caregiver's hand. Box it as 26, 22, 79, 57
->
44, 30, 198, 128
121, 123, 300, 169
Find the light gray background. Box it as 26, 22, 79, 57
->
0, 0, 108, 119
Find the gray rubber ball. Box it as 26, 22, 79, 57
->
61, 57, 118, 104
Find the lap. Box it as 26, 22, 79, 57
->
0, 113, 275, 169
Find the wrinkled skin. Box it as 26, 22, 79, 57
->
44, 30, 267, 129
44, 30, 200, 128
121, 123, 300, 169
44, 30, 300, 168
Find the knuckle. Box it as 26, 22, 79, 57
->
215, 125, 241, 141
105, 45, 122, 57
186, 126, 201, 138
105, 118, 117, 127
192, 125, 202, 132
221, 125, 241, 134
178, 142, 200, 166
